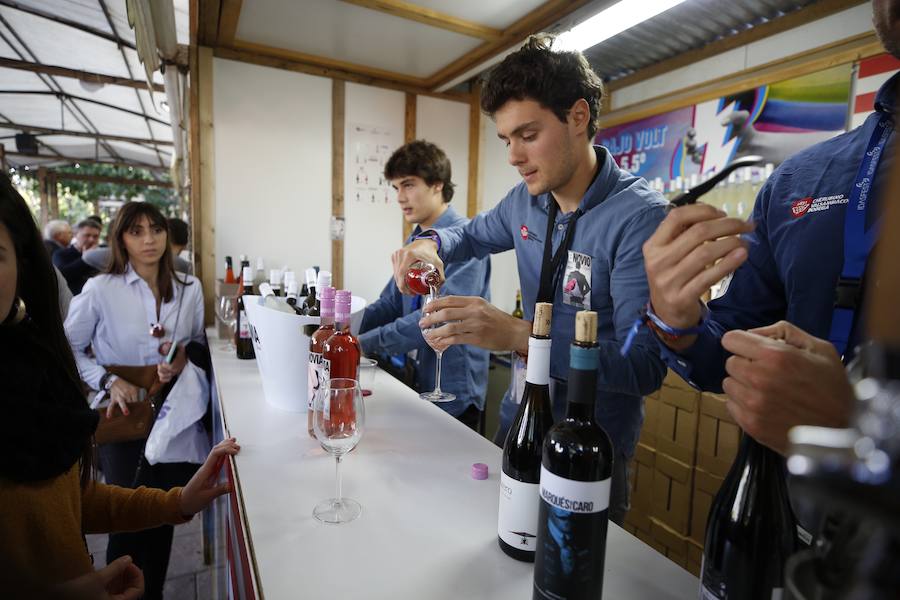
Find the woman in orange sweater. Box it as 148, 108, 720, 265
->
0, 173, 239, 598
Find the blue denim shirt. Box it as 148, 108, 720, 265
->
434, 146, 667, 457
659, 72, 899, 391
358, 206, 491, 416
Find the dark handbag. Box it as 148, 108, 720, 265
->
94, 365, 164, 445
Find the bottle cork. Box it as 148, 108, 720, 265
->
532, 302, 553, 337
575, 311, 598, 344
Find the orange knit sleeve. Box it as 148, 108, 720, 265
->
81, 481, 192, 534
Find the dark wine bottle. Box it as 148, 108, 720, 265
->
235, 266, 256, 360
512, 289, 524, 319
498, 302, 554, 562
533, 310, 613, 600
700, 434, 798, 600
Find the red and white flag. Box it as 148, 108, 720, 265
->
851, 53, 900, 129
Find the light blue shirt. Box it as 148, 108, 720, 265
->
358, 206, 491, 416
434, 146, 667, 457
65, 265, 206, 390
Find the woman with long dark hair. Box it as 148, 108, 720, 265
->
0, 174, 238, 597
64, 201, 211, 598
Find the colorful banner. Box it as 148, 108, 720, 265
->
598, 64, 853, 181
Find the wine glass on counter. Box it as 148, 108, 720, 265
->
419, 292, 455, 403
313, 378, 366, 524
217, 294, 236, 352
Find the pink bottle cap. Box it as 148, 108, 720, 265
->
471, 463, 489, 480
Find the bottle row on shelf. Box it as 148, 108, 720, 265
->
646, 163, 776, 219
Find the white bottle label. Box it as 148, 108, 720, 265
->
498, 472, 540, 552
525, 338, 551, 385
539, 466, 610, 514
238, 310, 250, 339
308, 352, 329, 410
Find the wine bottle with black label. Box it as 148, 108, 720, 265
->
700, 433, 798, 600
533, 310, 612, 600
498, 302, 554, 562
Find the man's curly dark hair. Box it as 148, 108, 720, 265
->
480, 34, 604, 139
384, 140, 455, 203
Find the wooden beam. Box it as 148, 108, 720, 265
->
37, 166, 48, 226
332, 79, 346, 290
48, 172, 58, 219
0, 122, 173, 147
467, 83, 481, 218
199, 0, 222, 46
338, 0, 501, 41
214, 46, 470, 103
5, 152, 165, 171
403, 92, 416, 241
424, 0, 593, 90
189, 0, 204, 302
55, 172, 173, 187
232, 40, 425, 87
217, 0, 242, 47
198, 45, 217, 325
0, 57, 165, 92
606, 0, 868, 93
601, 32, 883, 129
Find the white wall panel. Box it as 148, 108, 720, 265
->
343, 83, 405, 305
213, 58, 332, 282
415, 95, 470, 221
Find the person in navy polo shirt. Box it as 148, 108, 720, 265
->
390, 35, 668, 524
640, 0, 900, 456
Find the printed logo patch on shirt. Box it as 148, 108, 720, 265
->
520, 225, 529, 240
562, 251, 592, 309
791, 194, 846, 218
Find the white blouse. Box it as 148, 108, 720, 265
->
65, 264, 206, 390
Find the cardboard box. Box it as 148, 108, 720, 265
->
640, 393, 660, 448
690, 467, 724, 546
651, 452, 694, 535
687, 539, 704, 578
651, 517, 689, 569
627, 444, 656, 533
663, 368, 695, 392
656, 387, 700, 465
697, 393, 740, 477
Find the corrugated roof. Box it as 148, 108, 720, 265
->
583, 0, 822, 82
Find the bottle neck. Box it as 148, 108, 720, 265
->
565, 343, 599, 420
320, 314, 335, 327
525, 336, 551, 385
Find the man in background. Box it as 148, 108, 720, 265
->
42, 219, 72, 259
359, 140, 491, 431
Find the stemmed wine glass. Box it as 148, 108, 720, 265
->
419, 292, 456, 403
217, 295, 237, 351
313, 378, 366, 524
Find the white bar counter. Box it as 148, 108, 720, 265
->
210, 337, 699, 599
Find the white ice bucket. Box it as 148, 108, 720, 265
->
243, 295, 367, 412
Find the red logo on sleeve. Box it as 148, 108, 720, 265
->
520, 225, 529, 240
791, 197, 812, 218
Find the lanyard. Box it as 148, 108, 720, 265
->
828, 113, 892, 358
536, 200, 583, 303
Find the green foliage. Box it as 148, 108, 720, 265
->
14, 162, 177, 225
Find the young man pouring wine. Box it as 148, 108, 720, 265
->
389, 36, 668, 524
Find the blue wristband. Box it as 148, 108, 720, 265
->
620, 302, 709, 356
414, 230, 441, 253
